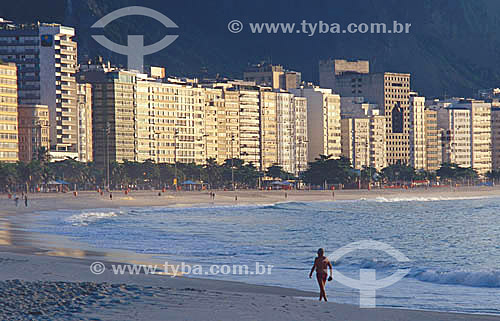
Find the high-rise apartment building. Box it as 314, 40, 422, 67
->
409, 94, 426, 170
319, 58, 369, 90
321, 59, 411, 165
468, 100, 492, 175
259, 89, 278, 170
436, 99, 492, 175
258, 89, 308, 174
340, 97, 386, 170
0, 21, 79, 160
292, 96, 308, 174
239, 88, 261, 167
17, 104, 49, 162
291, 86, 341, 162
77, 83, 92, 162
424, 108, 441, 171
80, 70, 137, 165
204, 88, 224, 162
0, 62, 18, 162
244, 63, 301, 91
221, 88, 241, 162
438, 106, 471, 168
276, 93, 307, 175
491, 104, 500, 170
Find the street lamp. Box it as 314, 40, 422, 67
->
105, 122, 111, 191
298, 138, 309, 174
174, 129, 179, 190
231, 134, 235, 191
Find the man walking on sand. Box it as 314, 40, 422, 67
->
309, 248, 333, 301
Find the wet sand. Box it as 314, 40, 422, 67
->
1, 187, 500, 320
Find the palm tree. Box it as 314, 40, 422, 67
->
34, 147, 51, 164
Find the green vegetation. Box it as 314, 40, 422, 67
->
0, 151, 488, 192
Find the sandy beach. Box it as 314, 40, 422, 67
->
1, 187, 500, 320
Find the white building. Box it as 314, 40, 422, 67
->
409, 94, 426, 170
435, 99, 492, 175
291, 86, 341, 162
0, 21, 81, 160
340, 97, 386, 170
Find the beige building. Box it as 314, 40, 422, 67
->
436, 99, 492, 175
468, 100, 492, 175
292, 86, 341, 162
259, 89, 278, 170
409, 94, 426, 170
204, 88, 224, 162
424, 108, 441, 171
321, 60, 411, 166
199, 82, 242, 163
0, 22, 79, 160
491, 106, 500, 170
221, 89, 240, 162
341, 118, 371, 169
340, 97, 386, 170
275, 92, 308, 175
77, 84, 92, 162
239, 88, 261, 167
18, 104, 49, 162
276, 93, 308, 175
0, 62, 18, 162
293, 96, 308, 174
79, 70, 137, 165
136, 80, 206, 164
319, 58, 369, 90
244, 63, 301, 91
438, 106, 471, 168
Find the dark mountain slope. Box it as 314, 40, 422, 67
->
2, 0, 500, 97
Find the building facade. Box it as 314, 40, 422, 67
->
0, 22, 79, 160
492, 107, 500, 170
77, 83, 92, 162
0, 62, 18, 162
81, 70, 137, 166
244, 63, 301, 91
321, 60, 411, 166
409, 94, 426, 170
340, 97, 386, 170
239, 88, 261, 168
17, 104, 49, 162
319, 58, 369, 90
436, 99, 492, 175
292, 86, 341, 162
424, 108, 441, 171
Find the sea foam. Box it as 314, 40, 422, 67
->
65, 211, 121, 226
413, 270, 500, 288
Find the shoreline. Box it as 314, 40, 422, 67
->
3, 184, 500, 216
1, 187, 500, 320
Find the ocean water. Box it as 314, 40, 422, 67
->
26, 196, 500, 314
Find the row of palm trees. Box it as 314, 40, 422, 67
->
0, 149, 492, 192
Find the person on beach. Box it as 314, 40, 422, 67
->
14, 194, 19, 207
309, 248, 333, 301
24, 195, 28, 207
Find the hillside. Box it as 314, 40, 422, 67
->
2, 0, 500, 97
